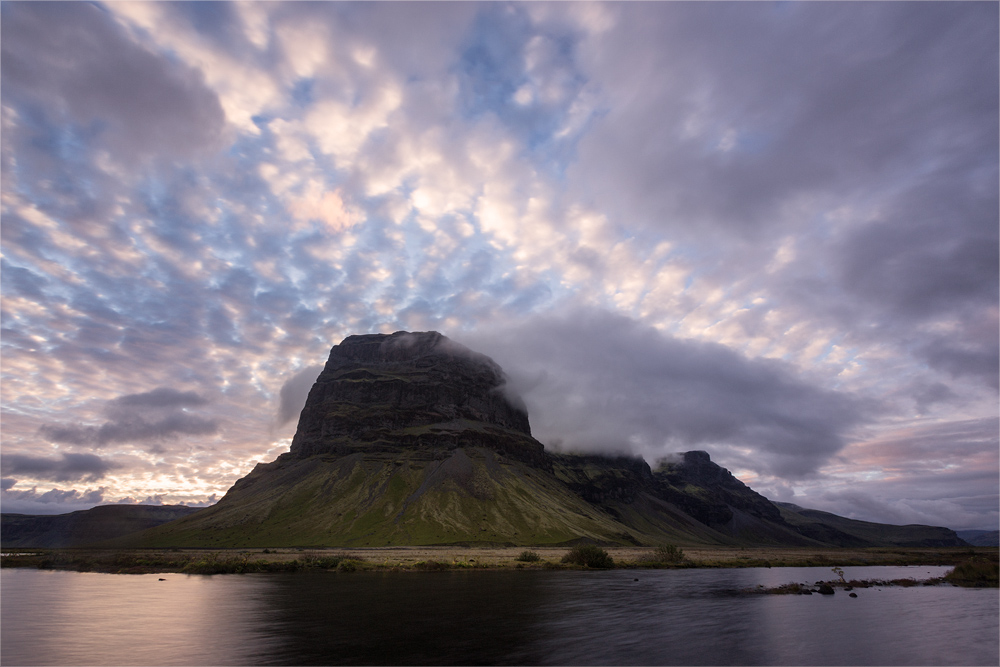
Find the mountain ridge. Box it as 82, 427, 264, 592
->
1, 504, 199, 548
16, 331, 966, 550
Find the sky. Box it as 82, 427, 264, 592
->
1, 1, 997, 531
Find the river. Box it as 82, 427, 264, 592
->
2, 565, 996, 665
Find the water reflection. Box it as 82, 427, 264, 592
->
252, 570, 550, 665
1, 570, 273, 665
2, 566, 997, 666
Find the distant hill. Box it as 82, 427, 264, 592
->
957, 529, 1000, 547
1, 504, 200, 548
773, 502, 966, 548
116, 332, 966, 550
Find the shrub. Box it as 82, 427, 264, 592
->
414, 560, 449, 570
310, 556, 344, 569
653, 544, 685, 563
561, 544, 614, 569
516, 550, 541, 562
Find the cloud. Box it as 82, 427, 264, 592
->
1, 1, 226, 164
462, 306, 867, 477
834, 418, 999, 476
277, 365, 324, 426
1, 259, 50, 301
39, 388, 219, 448
109, 388, 208, 411
1, 483, 108, 515
754, 417, 1000, 530
0, 452, 118, 483
0, 1, 993, 530
568, 2, 997, 236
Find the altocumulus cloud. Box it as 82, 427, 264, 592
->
39, 388, 219, 448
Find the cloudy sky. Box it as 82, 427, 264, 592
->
1, 1, 996, 530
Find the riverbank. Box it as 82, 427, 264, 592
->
2, 545, 996, 576
748, 557, 1000, 594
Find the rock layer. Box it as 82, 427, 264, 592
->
290, 332, 536, 461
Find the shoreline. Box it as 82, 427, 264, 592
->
2, 545, 996, 576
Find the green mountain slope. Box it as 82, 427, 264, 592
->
131, 446, 634, 547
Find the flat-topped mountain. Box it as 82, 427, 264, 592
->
289, 331, 543, 466
109, 332, 966, 549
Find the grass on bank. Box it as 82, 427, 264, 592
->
751, 555, 1000, 594
2, 546, 996, 577
0, 550, 367, 575
944, 556, 999, 587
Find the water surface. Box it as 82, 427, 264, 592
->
2, 566, 996, 665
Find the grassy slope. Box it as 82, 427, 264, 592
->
115, 453, 966, 550
775, 503, 964, 547
128, 447, 642, 548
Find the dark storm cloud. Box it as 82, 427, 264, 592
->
1, 452, 118, 483
565, 1, 998, 393
918, 338, 999, 391
1, 1, 226, 163
837, 175, 1000, 389
40, 388, 218, 447
777, 173, 999, 391
570, 2, 997, 238
277, 365, 324, 426
836, 181, 998, 324
463, 306, 867, 477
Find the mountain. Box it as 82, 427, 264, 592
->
773, 503, 967, 548
112, 331, 966, 549
957, 530, 999, 547
1, 504, 200, 548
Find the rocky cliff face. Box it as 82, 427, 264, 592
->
290, 332, 538, 462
